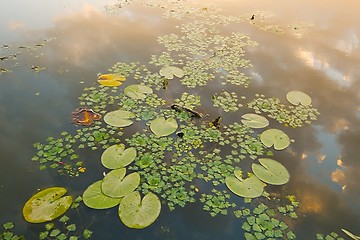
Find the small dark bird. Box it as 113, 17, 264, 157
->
250, 15, 255, 20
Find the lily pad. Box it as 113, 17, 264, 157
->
241, 113, 269, 128
159, 66, 185, 79
97, 73, 126, 87
83, 180, 122, 209
124, 84, 153, 99
101, 144, 137, 169
104, 110, 134, 127
286, 91, 311, 106
101, 169, 140, 198
260, 129, 290, 150
23, 187, 72, 223
150, 117, 178, 137
225, 175, 265, 198
252, 158, 290, 185
119, 191, 161, 229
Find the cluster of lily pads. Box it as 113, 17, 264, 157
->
24, 1, 334, 239
82, 142, 161, 229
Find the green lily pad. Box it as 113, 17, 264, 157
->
260, 129, 290, 150
159, 66, 185, 79
101, 169, 140, 198
104, 110, 134, 127
119, 191, 161, 229
101, 144, 137, 169
226, 175, 265, 198
286, 91, 312, 106
252, 158, 290, 185
241, 113, 269, 128
124, 84, 153, 100
83, 180, 122, 209
23, 187, 72, 223
150, 117, 178, 137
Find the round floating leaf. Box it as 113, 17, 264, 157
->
102, 169, 140, 198
124, 84, 153, 100
252, 158, 290, 185
104, 110, 134, 127
150, 117, 178, 137
241, 113, 269, 128
83, 180, 122, 209
97, 74, 126, 87
226, 175, 265, 198
23, 187, 72, 223
260, 129, 290, 150
286, 91, 312, 106
119, 191, 161, 229
101, 144, 137, 169
159, 66, 185, 79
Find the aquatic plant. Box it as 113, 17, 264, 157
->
0, 222, 24, 240
247, 93, 319, 128
38, 215, 92, 240
27, 1, 324, 238
212, 91, 243, 112
23, 187, 72, 223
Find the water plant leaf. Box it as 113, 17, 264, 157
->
124, 84, 153, 99
260, 129, 290, 150
252, 158, 290, 185
286, 90, 312, 106
82, 180, 122, 209
118, 191, 161, 229
101, 144, 137, 169
97, 73, 126, 87
241, 113, 269, 128
150, 117, 178, 137
159, 66, 184, 79
101, 169, 140, 198
104, 110, 134, 127
23, 187, 72, 223
226, 175, 265, 198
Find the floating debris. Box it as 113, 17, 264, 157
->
30, 65, 45, 73
171, 103, 203, 118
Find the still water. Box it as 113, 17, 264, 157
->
0, 0, 359, 239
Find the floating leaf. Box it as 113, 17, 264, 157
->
252, 158, 290, 185
104, 110, 134, 127
118, 191, 161, 229
260, 129, 290, 150
101, 169, 140, 198
124, 84, 153, 99
101, 144, 136, 169
82, 181, 122, 209
226, 175, 265, 198
241, 113, 269, 128
97, 74, 126, 87
286, 91, 312, 106
150, 117, 178, 137
159, 66, 184, 79
23, 187, 72, 223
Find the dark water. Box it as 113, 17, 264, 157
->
0, 0, 359, 239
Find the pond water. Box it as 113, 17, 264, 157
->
0, 0, 359, 239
